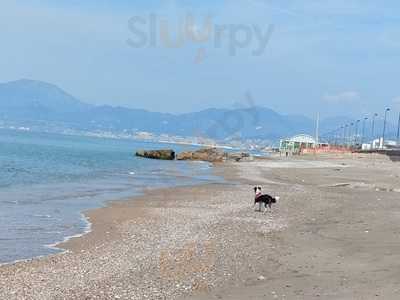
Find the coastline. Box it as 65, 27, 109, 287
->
54, 160, 224, 255
1, 154, 400, 299
0, 156, 219, 267
46, 212, 93, 252
55, 182, 218, 253
55, 159, 230, 254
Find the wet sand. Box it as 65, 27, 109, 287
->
1, 153, 400, 299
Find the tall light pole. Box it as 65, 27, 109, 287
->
315, 112, 320, 148
344, 124, 349, 148
335, 127, 341, 147
342, 125, 346, 147
336, 127, 341, 146
397, 112, 400, 146
371, 113, 378, 143
349, 122, 354, 147
382, 108, 390, 149
332, 130, 336, 145
355, 119, 360, 146
361, 117, 368, 145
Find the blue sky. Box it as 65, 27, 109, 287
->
1, 0, 400, 121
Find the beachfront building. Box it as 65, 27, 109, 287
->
362, 138, 399, 150
279, 134, 328, 155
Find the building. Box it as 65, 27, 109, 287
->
364, 138, 399, 150
280, 134, 328, 155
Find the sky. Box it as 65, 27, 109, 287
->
1, 0, 400, 121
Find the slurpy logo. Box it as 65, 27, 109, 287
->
127, 14, 274, 63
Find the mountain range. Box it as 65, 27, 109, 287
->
0, 79, 360, 142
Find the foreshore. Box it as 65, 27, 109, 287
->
1, 153, 400, 299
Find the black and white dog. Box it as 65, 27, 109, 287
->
254, 186, 279, 212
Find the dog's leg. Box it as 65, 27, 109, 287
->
263, 202, 271, 214
254, 201, 259, 211
263, 203, 268, 214
259, 202, 263, 212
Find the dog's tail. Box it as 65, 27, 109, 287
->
273, 196, 280, 203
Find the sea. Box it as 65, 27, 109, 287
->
0, 129, 221, 264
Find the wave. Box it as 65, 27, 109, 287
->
45, 213, 92, 251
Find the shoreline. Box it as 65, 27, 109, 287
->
45, 211, 93, 252
1, 154, 400, 299
55, 181, 222, 253
0, 159, 221, 267
0, 206, 93, 269
53, 159, 228, 255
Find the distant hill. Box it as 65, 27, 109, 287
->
0, 79, 360, 142
0, 79, 89, 113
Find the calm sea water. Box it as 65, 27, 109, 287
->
0, 129, 220, 264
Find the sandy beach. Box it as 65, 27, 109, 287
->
1, 153, 400, 299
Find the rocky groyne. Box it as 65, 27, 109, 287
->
135, 149, 175, 160
136, 148, 253, 163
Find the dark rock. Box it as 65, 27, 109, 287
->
176, 148, 225, 162
226, 152, 252, 162
136, 149, 175, 160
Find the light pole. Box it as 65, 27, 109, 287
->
344, 124, 349, 148
382, 108, 390, 149
332, 130, 336, 145
349, 122, 354, 147
336, 127, 341, 146
326, 131, 331, 145
361, 117, 368, 145
371, 113, 378, 144
397, 112, 400, 146
341, 125, 346, 147
355, 119, 360, 146
332, 129, 336, 145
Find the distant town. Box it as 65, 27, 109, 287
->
0, 120, 274, 153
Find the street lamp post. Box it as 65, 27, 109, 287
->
337, 127, 341, 146
344, 124, 349, 148
397, 112, 400, 146
349, 122, 354, 148
382, 108, 390, 149
334, 128, 339, 146
371, 113, 378, 146
355, 120, 360, 146
332, 130, 336, 145
361, 117, 368, 146
341, 125, 346, 147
